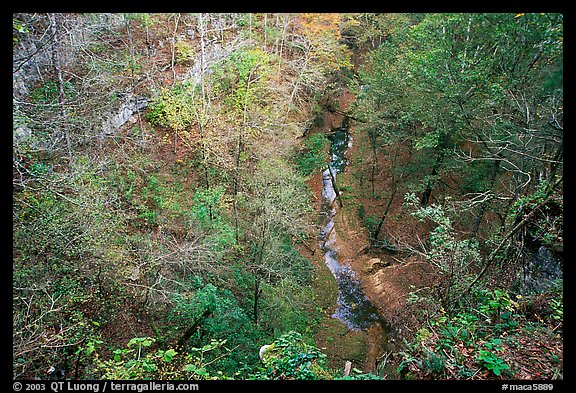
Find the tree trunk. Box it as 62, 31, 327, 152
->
420, 124, 455, 206
232, 68, 255, 242
372, 180, 398, 244
48, 13, 72, 157
284, 53, 310, 123
547, 141, 563, 183
177, 309, 212, 348
170, 13, 180, 86
420, 151, 444, 206
263, 13, 267, 51
253, 225, 267, 324
372, 146, 403, 243
232, 165, 240, 244
277, 14, 288, 78
198, 13, 208, 105
471, 159, 501, 238
253, 277, 261, 324
368, 130, 378, 198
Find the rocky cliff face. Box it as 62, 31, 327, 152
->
520, 245, 563, 294
100, 95, 149, 136
13, 37, 52, 100
13, 14, 133, 144
13, 14, 125, 100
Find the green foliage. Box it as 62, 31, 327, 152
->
260, 274, 316, 336
147, 82, 197, 131
191, 186, 225, 227
175, 39, 195, 64
182, 339, 230, 379
123, 53, 142, 75
511, 180, 554, 213
399, 287, 531, 379
93, 336, 230, 379
132, 175, 167, 225
252, 331, 333, 380
146, 99, 168, 126
357, 203, 379, 236
509, 180, 563, 248
13, 18, 29, 33
168, 278, 262, 374
13, 12, 562, 382
110, 161, 196, 229
126, 13, 154, 28
477, 339, 511, 377
549, 296, 563, 323
404, 192, 482, 281
245, 158, 313, 236
210, 47, 272, 113
190, 186, 237, 251
13, 156, 131, 378
340, 13, 411, 50
13, 18, 29, 44
476, 289, 518, 324
460, 160, 493, 194
236, 159, 318, 336
356, 12, 563, 236
293, 133, 329, 176
414, 130, 441, 150
28, 79, 77, 111
421, 348, 446, 375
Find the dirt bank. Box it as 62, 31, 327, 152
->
301, 86, 434, 377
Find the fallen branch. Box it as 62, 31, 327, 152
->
326, 108, 367, 124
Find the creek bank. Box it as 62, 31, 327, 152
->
303, 85, 445, 377
302, 88, 403, 376
320, 118, 388, 334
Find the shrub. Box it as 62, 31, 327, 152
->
294, 133, 329, 176
253, 331, 333, 380
477, 339, 511, 377
92, 336, 230, 379
175, 39, 195, 64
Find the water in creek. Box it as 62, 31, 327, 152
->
320, 121, 383, 331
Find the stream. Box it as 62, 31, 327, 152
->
319, 119, 384, 331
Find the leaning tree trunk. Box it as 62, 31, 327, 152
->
420, 124, 455, 206
372, 145, 403, 243
420, 151, 444, 206
471, 158, 501, 238
372, 178, 398, 244
177, 309, 212, 348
